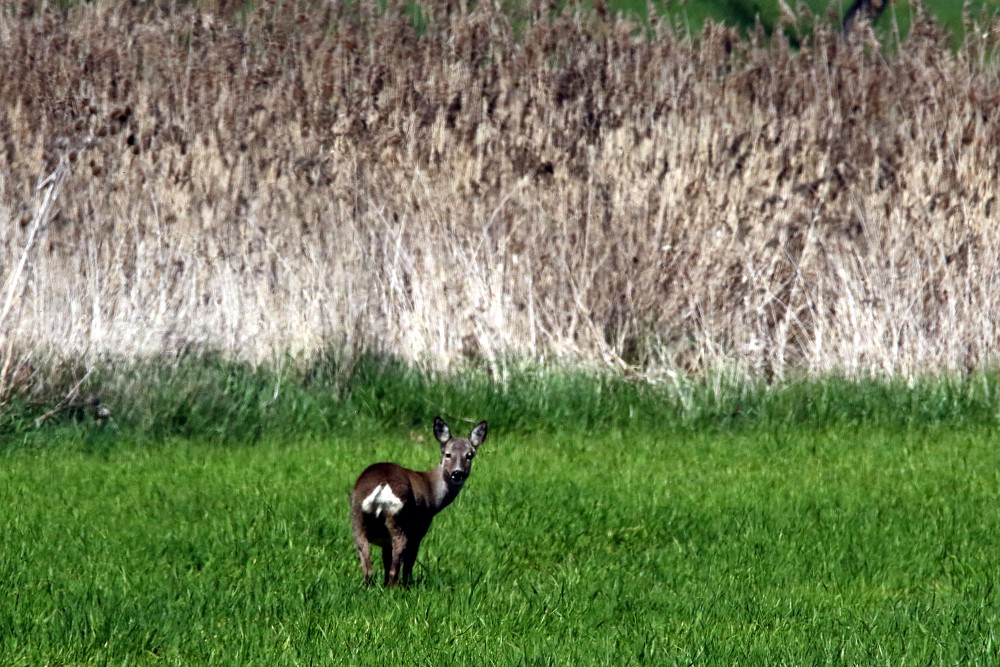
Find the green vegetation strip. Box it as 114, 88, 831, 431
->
5, 353, 1000, 446
629, 0, 1000, 39
3, 421, 999, 664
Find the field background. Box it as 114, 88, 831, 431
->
3, 1, 1000, 664
4, 420, 1000, 665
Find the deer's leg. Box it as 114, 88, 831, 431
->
351, 513, 373, 585
384, 516, 407, 586
400, 537, 423, 586
357, 541, 373, 585
381, 544, 393, 586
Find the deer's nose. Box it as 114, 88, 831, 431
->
449, 470, 467, 484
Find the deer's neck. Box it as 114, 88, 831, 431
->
426, 466, 462, 512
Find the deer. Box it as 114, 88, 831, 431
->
349, 416, 488, 586
842, 0, 889, 33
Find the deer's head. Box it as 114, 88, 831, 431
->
434, 416, 488, 487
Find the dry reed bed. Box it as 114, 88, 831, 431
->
1, 1, 999, 389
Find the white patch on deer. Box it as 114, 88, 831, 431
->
361, 483, 404, 518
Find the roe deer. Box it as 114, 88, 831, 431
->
842, 0, 889, 33
349, 416, 488, 586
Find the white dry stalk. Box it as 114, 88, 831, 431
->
0, 162, 66, 333
1, 9, 999, 382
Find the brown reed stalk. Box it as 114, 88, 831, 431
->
0, 1, 998, 385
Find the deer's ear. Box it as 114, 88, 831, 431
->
433, 416, 451, 445
469, 421, 488, 448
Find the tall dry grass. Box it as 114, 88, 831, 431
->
1, 0, 999, 393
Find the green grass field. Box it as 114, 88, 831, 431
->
4, 414, 999, 664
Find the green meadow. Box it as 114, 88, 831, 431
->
3, 364, 1000, 665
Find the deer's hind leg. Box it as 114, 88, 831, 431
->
382, 515, 409, 586
378, 544, 392, 585
351, 510, 375, 585
399, 535, 425, 586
